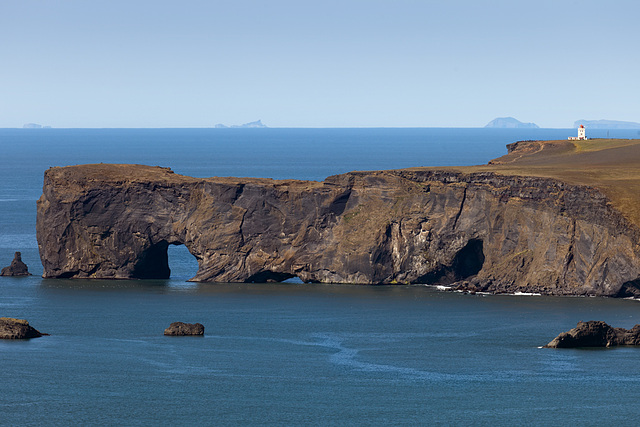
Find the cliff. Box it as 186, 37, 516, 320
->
36, 141, 640, 296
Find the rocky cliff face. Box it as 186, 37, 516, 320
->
36, 163, 640, 296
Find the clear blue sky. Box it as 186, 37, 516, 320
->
1, 0, 638, 128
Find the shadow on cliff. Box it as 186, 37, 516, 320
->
416, 239, 485, 285
245, 271, 303, 283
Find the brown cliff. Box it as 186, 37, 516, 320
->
36, 139, 640, 296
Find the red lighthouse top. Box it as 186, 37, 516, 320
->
579, 125, 584, 128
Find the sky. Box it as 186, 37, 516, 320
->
1, 0, 638, 128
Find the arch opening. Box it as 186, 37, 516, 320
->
132, 241, 199, 281
167, 243, 200, 281
245, 271, 303, 283
617, 278, 640, 298
132, 241, 170, 279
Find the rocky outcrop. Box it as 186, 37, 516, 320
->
0, 317, 44, 339
1, 252, 31, 276
164, 322, 205, 336
544, 321, 640, 348
36, 163, 640, 296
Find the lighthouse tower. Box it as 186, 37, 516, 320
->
569, 125, 587, 140
578, 125, 586, 140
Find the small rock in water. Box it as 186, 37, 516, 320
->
164, 322, 205, 336
0, 317, 45, 339
1, 252, 32, 276
544, 320, 640, 348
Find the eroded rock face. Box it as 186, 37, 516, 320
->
544, 321, 640, 348
0, 317, 43, 339
164, 322, 205, 336
1, 252, 31, 276
36, 164, 640, 296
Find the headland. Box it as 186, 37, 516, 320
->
36, 139, 640, 297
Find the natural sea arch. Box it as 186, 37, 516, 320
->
131, 240, 304, 283
131, 240, 199, 281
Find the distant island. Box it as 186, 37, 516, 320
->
23, 123, 51, 129
214, 120, 267, 129
484, 117, 539, 129
574, 119, 640, 129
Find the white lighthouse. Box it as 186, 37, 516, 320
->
569, 125, 587, 140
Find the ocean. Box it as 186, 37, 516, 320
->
2, 127, 640, 425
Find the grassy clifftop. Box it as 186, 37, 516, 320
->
442, 138, 640, 228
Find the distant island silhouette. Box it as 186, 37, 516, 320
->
484, 117, 539, 129
214, 120, 267, 129
574, 119, 640, 129
23, 123, 51, 129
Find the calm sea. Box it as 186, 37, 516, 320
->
2, 128, 640, 425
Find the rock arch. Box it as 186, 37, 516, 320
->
36, 164, 640, 296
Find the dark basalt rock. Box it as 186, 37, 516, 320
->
0, 317, 44, 339
544, 321, 640, 348
35, 164, 640, 296
1, 252, 31, 276
164, 322, 205, 336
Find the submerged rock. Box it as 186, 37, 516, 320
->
1, 252, 31, 276
164, 322, 205, 336
0, 317, 44, 339
544, 321, 640, 348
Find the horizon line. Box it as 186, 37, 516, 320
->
2, 126, 585, 130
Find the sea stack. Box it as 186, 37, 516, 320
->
1, 252, 31, 276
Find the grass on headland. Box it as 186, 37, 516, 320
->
418, 139, 640, 228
